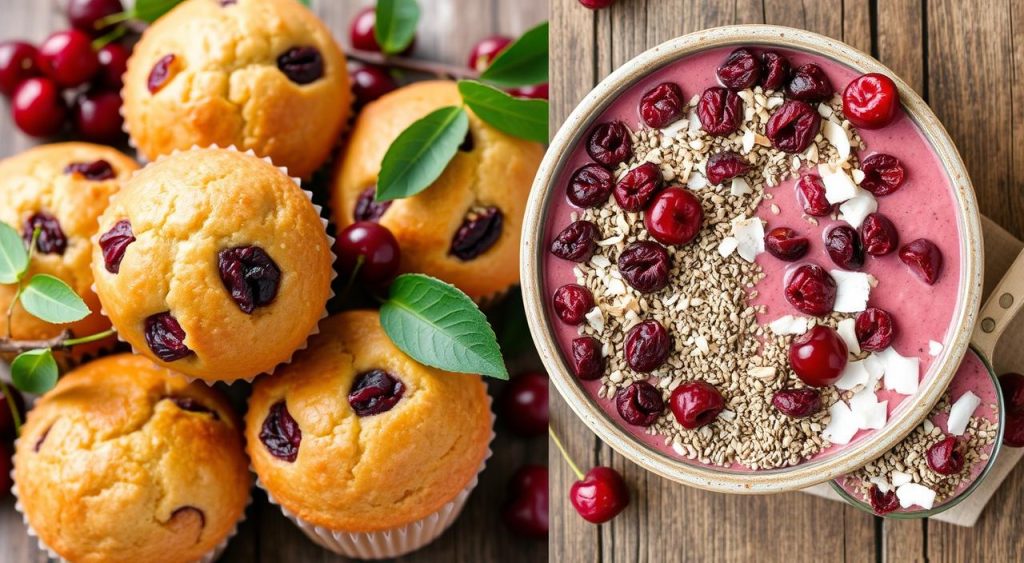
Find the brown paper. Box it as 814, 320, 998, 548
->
802, 215, 1024, 526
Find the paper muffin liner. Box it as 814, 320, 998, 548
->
10, 438, 253, 563
255, 398, 496, 559
91, 145, 337, 386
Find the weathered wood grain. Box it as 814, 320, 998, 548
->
0, 1, 546, 562
549, 1, 1023, 562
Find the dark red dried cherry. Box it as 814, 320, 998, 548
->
218, 246, 281, 314
764, 227, 809, 261
550, 220, 599, 262
22, 212, 67, 255
825, 225, 864, 270
639, 82, 684, 128
716, 47, 760, 90
705, 150, 750, 186
860, 213, 899, 256
765, 99, 821, 153
98, 219, 135, 273
567, 163, 614, 208
615, 381, 665, 427
697, 87, 743, 137
855, 307, 897, 352
260, 400, 301, 462
785, 264, 837, 316
759, 50, 790, 90
586, 121, 633, 167
614, 162, 663, 211
860, 154, 906, 196
899, 238, 942, 285
451, 207, 503, 260
552, 284, 594, 325
144, 312, 193, 362
785, 63, 834, 102
771, 388, 822, 418
571, 336, 604, 380
624, 319, 671, 373
795, 174, 833, 217
348, 369, 405, 416
617, 241, 670, 293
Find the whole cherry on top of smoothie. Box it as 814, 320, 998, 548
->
546, 45, 961, 473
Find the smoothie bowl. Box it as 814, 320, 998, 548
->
522, 26, 984, 492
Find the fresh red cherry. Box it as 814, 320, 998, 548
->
95, 43, 129, 89
669, 380, 725, 429
73, 90, 124, 142
349, 7, 415, 54
498, 372, 549, 437
67, 0, 124, 35
788, 325, 848, 387
508, 83, 549, 100
36, 30, 99, 88
501, 464, 549, 538
11, 77, 67, 137
855, 307, 897, 352
899, 239, 942, 285
998, 373, 1024, 414
771, 388, 822, 418
0, 41, 40, 97
579, 0, 618, 8
349, 64, 397, 106
1005, 410, 1024, 448
570, 466, 629, 524
336, 221, 401, 286
0, 389, 26, 440
784, 264, 837, 316
468, 35, 512, 72
926, 436, 965, 475
644, 187, 704, 246
843, 73, 899, 129
552, 284, 594, 325
764, 227, 809, 261
869, 485, 900, 515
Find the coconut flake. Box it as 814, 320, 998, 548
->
947, 391, 982, 436
830, 270, 873, 313
741, 129, 755, 153
660, 117, 689, 138
838, 190, 878, 229
731, 215, 765, 262
731, 177, 752, 196
718, 237, 739, 258
878, 347, 920, 395
687, 172, 708, 190
822, 401, 859, 445
835, 359, 870, 390
836, 317, 861, 355
769, 315, 809, 336
822, 120, 851, 162
819, 164, 859, 204
928, 340, 944, 356
869, 476, 892, 494
896, 483, 936, 510
585, 307, 605, 332
849, 388, 888, 430
891, 471, 913, 487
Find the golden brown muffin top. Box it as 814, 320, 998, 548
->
91, 148, 334, 382
332, 81, 544, 301
247, 310, 492, 532
122, 0, 351, 178
14, 354, 251, 563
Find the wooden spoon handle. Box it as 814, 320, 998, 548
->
973, 248, 1024, 358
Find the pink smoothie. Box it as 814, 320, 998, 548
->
542, 46, 967, 470
836, 349, 1001, 511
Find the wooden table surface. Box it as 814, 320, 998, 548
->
549, 1, 1024, 562
0, 1, 547, 562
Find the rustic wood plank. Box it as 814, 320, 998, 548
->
877, 0, 925, 96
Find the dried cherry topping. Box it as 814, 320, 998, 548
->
899, 238, 943, 285
348, 369, 405, 416
705, 150, 750, 186
571, 336, 604, 380
586, 121, 633, 167
860, 213, 899, 256
260, 400, 301, 462
22, 212, 67, 255
276, 46, 324, 85
144, 312, 193, 362
855, 307, 897, 352
795, 174, 832, 217
553, 284, 594, 325
771, 388, 822, 418
353, 186, 392, 222
614, 162, 663, 211
168, 396, 218, 419
926, 436, 965, 475
785, 264, 837, 317
218, 246, 281, 314
147, 54, 176, 93
825, 225, 865, 270
550, 220, 599, 262
617, 241, 671, 293
716, 47, 760, 90
785, 63, 834, 102
98, 219, 135, 273
697, 87, 743, 137
567, 163, 614, 208
765, 99, 821, 153
64, 159, 114, 180
869, 485, 900, 515
451, 207, 503, 260
764, 227, 809, 261
639, 82, 685, 129
759, 50, 791, 90
624, 320, 671, 373
860, 153, 906, 196
615, 381, 665, 427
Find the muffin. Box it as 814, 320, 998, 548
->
331, 81, 544, 302
91, 147, 334, 382
0, 143, 138, 362
247, 310, 493, 558
13, 354, 251, 563
122, 0, 351, 179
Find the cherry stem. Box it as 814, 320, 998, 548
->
0, 328, 115, 354
346, 48, 481, 80
337, 255, 365, 305
0, 380, 21, 436
549, 425, 585, 481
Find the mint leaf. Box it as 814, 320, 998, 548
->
479, 22, 548, 87
458, 80, 548, 143
381, 274, 508, 380
375, 0, 420, 55
376, 106, 469, 202
133, 0, 184, 23
0, 222, 28, 284
20, 274, 90, 324
11, 349, 58, 395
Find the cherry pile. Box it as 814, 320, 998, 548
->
0, 0, 131, 140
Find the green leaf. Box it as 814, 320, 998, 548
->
374, 0, 420, 55
0, 223, 28, 284
298, 0, 311, 5
20, 275, 90, 324
133, 0, 185, 23
381, 274, 508, 380
479, 22, 549, 87
376, 106, 469, 202
11, 349, 58, 395
457, 80, 548, 143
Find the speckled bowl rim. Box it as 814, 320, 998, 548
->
829, 346, 1006, 518
521, 25, 984, 493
